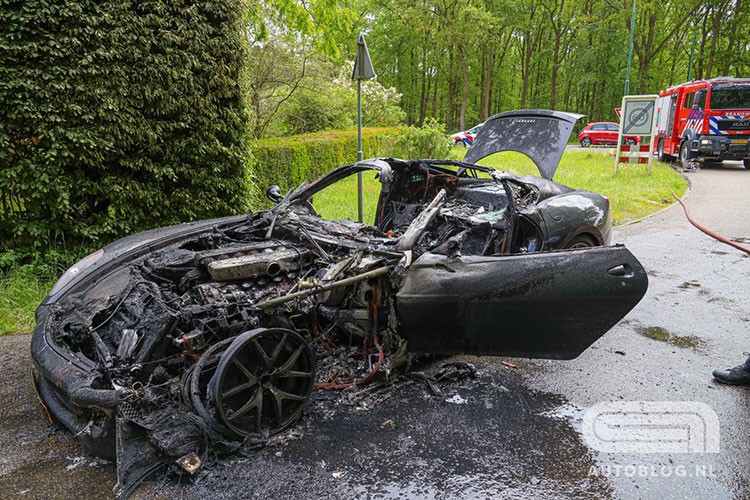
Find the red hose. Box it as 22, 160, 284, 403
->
670, 187, 750, 255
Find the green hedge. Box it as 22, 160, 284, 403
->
0, 0, 250, 261
250, 127, 402, 194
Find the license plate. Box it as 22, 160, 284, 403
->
731, 139, 748, 144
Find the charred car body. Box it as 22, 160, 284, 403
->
31, 110, 648, 495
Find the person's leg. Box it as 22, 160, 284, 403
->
713, 355, 750, 385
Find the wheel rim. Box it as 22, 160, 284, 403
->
209, 328, 315, 437
566, 234, 596, 249
626, 138, 636, 145
568, 240, 594, 248
581, 138, 591, 147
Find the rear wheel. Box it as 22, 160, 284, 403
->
455, 139, 466, 147
565, 234, 597, 249
744, 159, 750, 170
625, 138, 637, 146
580, 137, 592, 147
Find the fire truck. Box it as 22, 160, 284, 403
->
655, 77, 750, 168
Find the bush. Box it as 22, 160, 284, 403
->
0, 0, 250, 262
382, 119, 452, 159
283, 88, 355, 135
250, 127, 401, 200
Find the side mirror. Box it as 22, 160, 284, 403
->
266, 185, 283, 203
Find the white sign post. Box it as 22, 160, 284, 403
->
615, 95, 659, 174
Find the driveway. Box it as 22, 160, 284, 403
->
1, 163, 747, 499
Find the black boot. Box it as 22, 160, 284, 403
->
713, 357, 750, 385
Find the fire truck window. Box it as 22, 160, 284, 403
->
683, 92, 694, 109
694, 91, 705, 109
710, 87, 750, 109
667, 96, 676, 134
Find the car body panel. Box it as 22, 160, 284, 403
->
464, 109, 583, 180
397, 245, 646, 359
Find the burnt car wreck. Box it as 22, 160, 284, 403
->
30, 110, 648, 496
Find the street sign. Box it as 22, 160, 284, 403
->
622, 98, 656, 135
615, 95, 658, 174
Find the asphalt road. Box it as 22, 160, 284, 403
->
1, 162, 748, 499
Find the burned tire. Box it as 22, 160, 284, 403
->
565, 234, 597, 249
209, 328, 314, 437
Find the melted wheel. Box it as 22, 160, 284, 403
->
209, 328, 315, 436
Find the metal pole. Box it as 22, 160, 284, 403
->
357, 79, 364, 223
624, 0, 636, 97
687, 23, 698, 81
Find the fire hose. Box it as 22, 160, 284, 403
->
670, 187, 750, 255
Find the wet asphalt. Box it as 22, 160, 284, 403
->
0, 162, 748, 499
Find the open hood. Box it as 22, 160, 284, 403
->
464, 110, 583, 180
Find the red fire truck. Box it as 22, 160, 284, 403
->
655, 77, 750, 168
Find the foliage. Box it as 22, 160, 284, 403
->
0, 265, 55, 335
361, 0, 749, 131
382, 119, 452, 159
250, 127, 401, 205
282, 85, 356, 136
0, 0, 250, 260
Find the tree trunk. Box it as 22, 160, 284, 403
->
483, 41, 494, 120
459, 49, 469, 130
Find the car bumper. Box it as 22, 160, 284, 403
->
694, 135, 750, 160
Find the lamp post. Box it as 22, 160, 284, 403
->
624, 0, 636, 97
687, 22, 698, 81
352, 33, 376, 223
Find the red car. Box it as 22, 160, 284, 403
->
578, 122, 639, 147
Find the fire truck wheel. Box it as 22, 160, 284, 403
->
744, 159, 750, 169
679, 141, 693, 165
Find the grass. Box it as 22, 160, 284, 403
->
312, 172, 382, 224
0, 150, 686, 335
0, 267, 54, 335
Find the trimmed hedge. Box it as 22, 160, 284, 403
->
250, 127, 402, 194
0, 0, 250, 260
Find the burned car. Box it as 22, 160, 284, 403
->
31, 110, 647, 495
